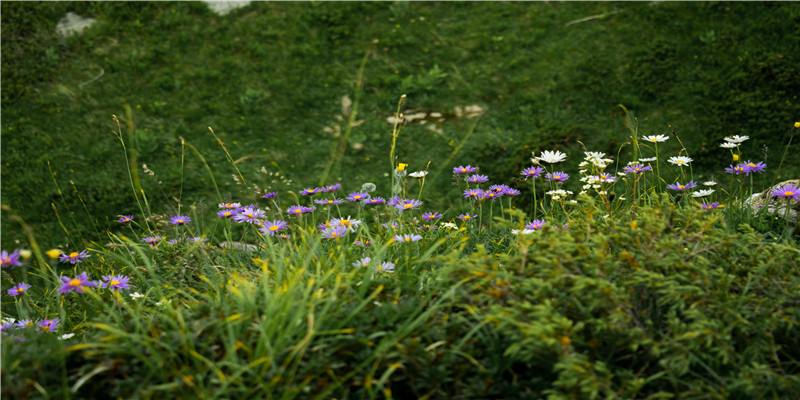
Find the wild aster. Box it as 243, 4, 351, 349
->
692, 189, 715, 198
409, 171, 428, 178
365, 197, 386, 205
166, 239, 180, 245
322, 226, 348, 241
1, 250, 22, 268
535, 150, 567, 164
346, 192, 369, 202
354, 239, 371, 246
463, 188, 485, 199
488, 184, 505, 193
383, 221, 402, 230
233, 206, 265, 224
422, 211, 443, 221
1, 322, 15, 333
219, 202, 242, 209
101, 275, 131, 291
260, 220, 288, 236
262, 192, 278, 199
595, 173, 617, 183
483, 191, 504, 201
58, 272, 98, 295
16, 319, 35, 329
217, 209, 239, 218
118, 215, 134, 223
142, 236, 163, 246
37, 318, 60, 334
503, 187, 521, 196
353, 257, 371, 267
725, 164, 747, 175
458, 214, 475, 221
387, 196, 403, 207
521, 166, 544, 179
300, 187, 319, 195
668, 156, 693, 167
376, 261, 395, 273
170, 215, 191, 225
453, 165, 478, 174
624, 164, 652, 174
466, 174, 489, 183
667, 181, 698, 191
59, 250, 90, 264
331, 216, 362, 232
418, 224, 438, 230
724, 135, 749, 144
394, 234, 422, 243
772, 183, 800, 201
719, 142, 738, 149
525, 220, 547, 230
395, 199, 423, 211
286, 205, 306, 216
741, 160, 766, 174
545, 171, 569, 183
320, 184, 341, 192
8, 282, 31, 296
642, 134, 670, 143
701, 202, 721, 210
314, 198, 344, 206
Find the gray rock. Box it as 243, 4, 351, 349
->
747, 179, 800, 221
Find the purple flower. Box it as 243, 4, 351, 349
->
383, 221, 402, 230
331, 216, 361, 232
118, 215, 134, 223
489, 184, 510, 193
15, 319, 35, 329
458, 214, 476, 221
233, 206, 266, 223
170, 215, 191, 225
502, 187, 521, 196
394, 234, 422, 243
314, 198, 344, 206
422, 212, 443, 221
466, 174, 489, 183
365, 197, 386, 205
453, 165, 478, 174
624, 164, 652, 174
346, 192, 369, 202
418, 224, 438, 230
772, 183, 800, 201
8, 282, 31, 296
725, 164, 746, 175
387, 196, 403, 207
142, 236, 163, 246
667, 181, 698, 191
1, 250, 22, 268
300, 187, 320, 195
217, 209, 239, 218
376, 261, 395, 273
395, 199, 423, 211
37, 318, 60, 334
354, 239, 371, 246
525, 220, 547, 230
741, 160, 766, 174
261, 192, 278, 199
58, 272, 99, 295
286, 205, 314, 216
594, 173, 616, 183
353, 257, 372, 267
219, 202, 242, 209
322, 226, 348, 241
59, 250, 90, 264
101, 275, 131, 291
701, 202, 721, 210
545, 172, 569, 183
522, 166, 544, 179
320, 184, 341, 192
166, 239, 180, 245
1, 322, 15, 333
260, 220, 289, 236
463, 188, 485, 199
484, 191, 504, 201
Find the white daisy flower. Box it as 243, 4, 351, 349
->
724, 135, 749, 144
59, 333, 76, 341
638, 157, 657, 162
642, 134, 669, 143
441, 222, 458, 230
534, 150, 567, 164
584, 151, 606, 160
130, 292, 144, 300
408, 171, 428, 178
692, 189, 715, 198
703, 181, 718, 186
719, 142, 738, 149
668, 156, 693, 166
511, 229, 535, 235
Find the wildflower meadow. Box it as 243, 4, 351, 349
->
2, 98, 800, 398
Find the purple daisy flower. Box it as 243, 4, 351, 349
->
422, 211, 443, 221
217, 209, 239, 218
286, 205, 314, 216
353, 257, 372, 267
395, 199, 423, 211
417, 224, 438, 230
37, 318, 60, 334
101, 275, 131, 291
142, 236, 163, 246
595, 173, 616, 183
300, 187, 319, 195
320, 184, 341, 192
314, 198, 344, 206
58, 272, 98, 295
331, 216, 361, 232
365, 197, 386, 205
466, 174, 489, 183
453, 165, 478, 174
489, 184, 509, 193
170, 215, 191, 225
15, 319, 35, 329
667, 181, 698, 191
260, 220, 289, 236
354, 239, 371, 246
261, 192, 278, 199
8, 282, 31, 296
525, 219, 547, 230
219, 202, 242, 209
502, 187, 521, 196
772, 183, 800, 201
521, 166, 544, 179
118, 215, 134, 223
322, 226, 348, 241
463, 188, 485, 199
1, 250, 22, 268
725, 164, 747, 175
383, 221, 402, 230
701, 202, 721, 210
484, 191, 504, 201
346, 192, 369, 202
624, 164, 652, 174
376, 261, 395, 273
741, 160, 766, 174
233, 206, 266, 224
545, 171, 569, 183
166, 239, 180, 245
59, 250, 90, 264
1, 322, 15, 333
458, 214, 476, 221
394, 234, 422, 243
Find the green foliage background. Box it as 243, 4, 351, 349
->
2, 1, 799, 249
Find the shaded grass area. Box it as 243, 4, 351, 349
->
2, 2, 799, 250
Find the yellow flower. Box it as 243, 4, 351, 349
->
795, 122, 800, 128
46, 249, 62, 259
396, 163, 408, 171
732, 154, 739, 161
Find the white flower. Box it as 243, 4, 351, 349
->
59, 333, 76, 341
724, 135, 749, 144
668, 156, 693, 166
408, 171, 428, 178
130, 292, 144, 300
155, 299, 171, 307
719, 142, 738, 149
642, 134, 669, 143
534, 150, 567, 164
441, 222, 458, 230
1, 317, 16, 325
584, 151, 606, 160
511, 229, 535, 235
703, 181, 718, 186
692, 189, 715, 198
638, 157, 657, 162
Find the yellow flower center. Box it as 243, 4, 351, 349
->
553, 175, 560, 180
246, 213, 254, 218
678, 185, 685, 190
404, 204, 413, 209
69, 252, 79, 258
176, 219, 183, 223
270, 225, 280, 231
785, 191, 795, 196
354, 195, 361, 199
69, 279, 82, 287
2, 257, 9, 264
110, 280, 120, 286
294, 209, 301, 214
16, 287, 24, 293
25, 321, 33, 327
41, 326, 51, 332
464, 215, 471, 220
404, 237, 411, 242
340, 220, 350, 226
224, 212, 232, 216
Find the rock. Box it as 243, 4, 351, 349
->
56, 12, 96, 38
747, 179, 800, 221
202, 1, 253, 16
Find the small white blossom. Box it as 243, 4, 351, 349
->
724, 135, 749, 144
668, 156, 693, 166
130, 292, 144, 300
534, 150, 567, 164
692, 189, 715, 198
441, 222, 458, 230
704, 181, 718, 186
512, 229, 535, 235
638, 157, 657, 162
719, 142, 738, 149
59, 333, 76, 341
642, 134, 669, 143
408, 171, 428, 178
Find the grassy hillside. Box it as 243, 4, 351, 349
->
2, 2, 799, 250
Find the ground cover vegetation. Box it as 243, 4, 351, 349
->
2, 1, 800, 399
